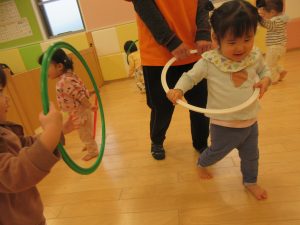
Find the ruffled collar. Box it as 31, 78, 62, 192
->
202, 47, 260, 72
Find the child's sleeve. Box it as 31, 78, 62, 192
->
0, 138, 59, 193
195, 0, 211, 42
132, 0, 181, 52
7, 123, 37, 148
63, 76, 89, 105
19, 136, 36, 147
259, 17, 280, 31
175, 59, 208, 93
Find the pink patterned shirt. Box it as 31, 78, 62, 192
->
56, 72, 89, 112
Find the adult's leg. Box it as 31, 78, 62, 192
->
143, 64, 204, 159
163, 62, 209, 152
143, 66, 175, 146
184, 78, 209, 152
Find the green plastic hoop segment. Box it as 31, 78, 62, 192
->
40, 41, 105, 175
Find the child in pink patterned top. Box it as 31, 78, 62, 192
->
39, 48, 98, 161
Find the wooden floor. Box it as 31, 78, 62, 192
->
39, 49, 300, 225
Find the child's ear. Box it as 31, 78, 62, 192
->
57, 63, 64, 71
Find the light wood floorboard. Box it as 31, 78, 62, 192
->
39, 49, 300, 225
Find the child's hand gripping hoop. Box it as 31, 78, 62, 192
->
161, 49, 260, 114
41, 42, 105, 175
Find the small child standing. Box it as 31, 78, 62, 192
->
0, 68, 74, 225
124, 40, 145, 93
167, 0, 271, 200
256, 0, 289, 83
39, 48, 98, 161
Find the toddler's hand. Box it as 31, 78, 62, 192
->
39, 102, 63, 132
91, 105, 98, 112
254, 77, 271, 99
167, 89, 183, 105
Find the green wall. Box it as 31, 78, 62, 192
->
0, 0, 43, 49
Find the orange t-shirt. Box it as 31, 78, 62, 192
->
136, 0, 201, 66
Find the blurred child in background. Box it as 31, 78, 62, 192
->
0, 63, 14, 75
256, 0, 289, 84
124, 40, 145, 93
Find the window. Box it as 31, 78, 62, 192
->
37, 0, 85, 37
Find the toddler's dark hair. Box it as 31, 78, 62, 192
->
209, 0, 259, 44
256, 0, 283, 13
124, 40, 138, 54
38, 48, 73, 71
256, 0, 265, 8
0, 68, 7, 87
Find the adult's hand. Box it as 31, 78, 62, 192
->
171, 43, 191, 60
195, 40, 212, 55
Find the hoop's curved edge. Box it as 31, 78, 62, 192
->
161, 49, 259, 115
41, 41, 106, 175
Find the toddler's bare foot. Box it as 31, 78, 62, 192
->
82, 152, 98, 161
245, 184, 268, 200
197, 166, 213, 179
279, 70, 287, 81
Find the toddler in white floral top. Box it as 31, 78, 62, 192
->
167, 0, 271, 200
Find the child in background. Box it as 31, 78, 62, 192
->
256, 0, 288, 84
0, 68, 75, 225
167, 0, 271, 200
124, 40, 145, 93
0, 63, 14, 75
38, 49, 98, 161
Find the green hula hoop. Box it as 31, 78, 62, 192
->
41, 41, 106, 175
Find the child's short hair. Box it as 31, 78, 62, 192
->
38, 48, 73, 70
258, 0, 283, 13
209, 0, 259, 44
256, 0, 265, 8
0, 68, 7, 87
124, 40, 138, 54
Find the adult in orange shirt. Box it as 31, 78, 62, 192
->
130, 0, 212, 160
